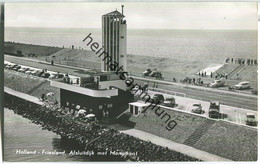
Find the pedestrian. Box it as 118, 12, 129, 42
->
201, 72, 204, 77
231, 58, 233, 63
225, 74, 228, 79
251, 59, 254, 65
204, 72, 207, 77
198, 72, 200, 76
210, 72, 213, 78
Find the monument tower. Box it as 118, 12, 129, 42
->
102, 5, 127, 72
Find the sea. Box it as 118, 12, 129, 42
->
4, 108, 124, 162
5, 27, 257, 62
3, 27, 258, 162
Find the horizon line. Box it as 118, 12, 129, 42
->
5, 26, 258, 30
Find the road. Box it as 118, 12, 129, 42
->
134, 78, 257, 111
5, 55, 86, 75
146, 90, 257, 127
5, 55, 257, 111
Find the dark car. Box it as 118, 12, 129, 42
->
41, 72, 51, 78
13, 65, 22, 71
19, 68, 30, 73
152, 94, 165, 103
209, 101, 220, 118
9, 64, 18, 70
162, 97, 178, 108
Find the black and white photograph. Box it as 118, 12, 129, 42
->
0, 0, 258, 162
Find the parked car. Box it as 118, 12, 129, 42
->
25, 69, 35, 75
5, 64, 12, 69
30, 70, 41, 76
13, 65, 22, 71
191, 103, 204, 114
9, 64, 18, 70
36, 71, 45, 77
235, 81, 250, 90
246, 113, 257, 126
210, 78, 225, 88
209, 101, 220, 118
49, 73, 64, 79
41, 72, 51, 78
162, 97, 178, 108
18, 68, 30, 73
142, 68, 152, 76
152, 94, 165, 103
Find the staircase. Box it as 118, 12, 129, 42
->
227, 65, 247, 79
183, 119, 216, 147
27, 80, 49, 94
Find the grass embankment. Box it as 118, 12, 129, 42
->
194, 121, 257, 161
130, 107, 257, 161
5, 42, 62, 56
130, 107, 207, 143
4, 70, 60, 103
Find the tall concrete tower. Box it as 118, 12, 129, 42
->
102, 6, 127, 72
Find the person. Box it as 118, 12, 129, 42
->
51, 60, 54, 65
201, 72, 204, 77
225, 74, 228, 79
210, 72, 213, 78
204, 72, 207, 77
198, 72, 200, 76
41, 93, 46, 101
231, 58, 233, 63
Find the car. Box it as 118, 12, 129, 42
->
162, 97, 178, 108
142, 68, 152, 76
5, 64, 12, 69
209, 78, 225, 88
36, 71, 45, 77
9, 64, 18, 70
56, 74, 64, 79
41, 72, 51, 78
30, 70, 41, 76
25, 69, 35, 75
209, 101, 220, 118
18, 68, 30, 73
13, 65, 22, 71
191, 103, 204, 114
235, 81, 250, 90
246, 113, 257, 126
49, 73, 64, 79
152, 94, 165, 103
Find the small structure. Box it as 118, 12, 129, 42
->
128, 102, 149, 116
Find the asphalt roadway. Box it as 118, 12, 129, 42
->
5, 55, 258, 111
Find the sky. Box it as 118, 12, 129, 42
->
5, 2, 258, 29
